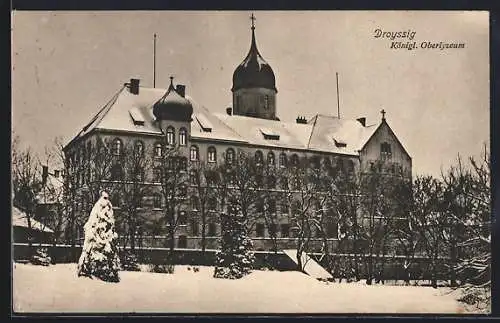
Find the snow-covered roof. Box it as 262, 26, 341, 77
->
66, 85, 383, 156
12, 206, 54, 233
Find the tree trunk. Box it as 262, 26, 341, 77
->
201, 208, 206, 253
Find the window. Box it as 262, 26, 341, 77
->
166, 126, 175, 146
256, 199, 264, 213
264, 95, 269, 110
311, 156, 321, 169
110, 164, 123, 181
154, 143, 163, 158
280, 177, 289, 190
347, 160, 355, 173
134, 141, 144, 157
206, 170, 219, 186
279, 153, 287, 168
178, 211, 187, 225
226, 148, 235, 165
180, 157, 187, 171
281, 201, 289, 214
190, 170, 198, 185
291, 154, 299, 166
256, 223, 265, 237
134, 166, 145, 182
190, 146, 199, 161
191, 219, 199, 235
179, 185, 187, 198
111, 193, 120, 208
267, 175, 276, 189
324, 157, 332, 169
267, 151, 275, 166
208, 197, 217, 211
380, 142, 392, 160
179, 128, 187, 146
208, 146, 217, 163
208, 223, 217, 236
153, 167, 162, 183
191, 196, 200, 210
177, 235, 187, 248
268, 199, 276, 214
112, 138, 122, 156
281, 224, 290, 238
153, 194, 162, 209
255, 150, 263, 165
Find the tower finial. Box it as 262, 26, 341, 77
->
381, 109, 386, 120
250, 12, 256, 30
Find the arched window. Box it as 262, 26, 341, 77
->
267, 151, 275, 166
112, 138, 122, 156
133, 166, 145, 182
226, 148, 235, 165
291, 154, 299, 166
324, 157, 332, 169
179, 128, 187, 146
310, 156, 321, 169
281, 200, 290, 214
280, 176, 289, 190
268, 199, 276, 213
279, 153, 287, 168
166, 126, 175, 146
208, 146, 217, 163
154, 143, 163, 158
255, 150, 263, 165
190, 145, 199, 161
189, 170, 197, 185
153, 193, 162, 209
134, 141, 144, 157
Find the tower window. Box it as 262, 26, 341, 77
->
264, 95, 269, 110
179, 128, 187, 146
153, 194, 162, 209
208, 146, 217, 163
190, 145, 199, 161
166, 126, 175, 146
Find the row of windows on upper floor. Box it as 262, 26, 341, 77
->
72, 138, 357, 172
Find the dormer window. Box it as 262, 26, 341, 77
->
129, 108, 145, 126
334, 139, 347, 148
260, 128, 280, 140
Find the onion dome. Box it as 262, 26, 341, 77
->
153, 77, 193, 122
232, 20, 277, 92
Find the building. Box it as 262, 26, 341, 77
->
63, 16, 412, 252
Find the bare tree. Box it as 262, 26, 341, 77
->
190, 159, 218, 253
115, 142, 152, 250
12, 143, 41, 249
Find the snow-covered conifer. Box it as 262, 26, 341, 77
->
214, 202, 255, 279
77, 191, 120, 282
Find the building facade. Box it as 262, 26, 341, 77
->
63, 17, 412, 252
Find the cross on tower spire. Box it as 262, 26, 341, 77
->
250, 13, 256, 30
381, 109, 386, 120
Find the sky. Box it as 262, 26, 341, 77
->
11, 11, 489, 177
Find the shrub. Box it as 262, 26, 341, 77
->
30, 247, 51, 266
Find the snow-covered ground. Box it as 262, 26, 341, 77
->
13, 263, 471, 314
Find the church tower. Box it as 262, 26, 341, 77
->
232, 14, 278, 120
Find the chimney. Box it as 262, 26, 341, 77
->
356, 117, 366, 127
42, 165, 49, 185
54, 170, 60, 178
296, 116, 307, 124
176, 84, 186, 98
130, 78, 140, 95
226, 107, 232, 115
